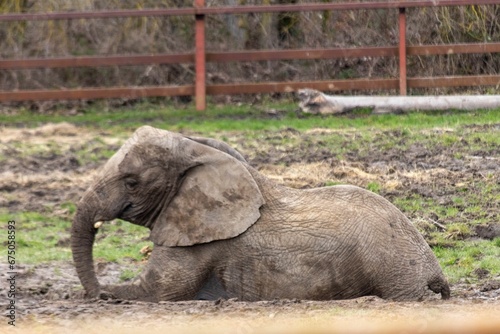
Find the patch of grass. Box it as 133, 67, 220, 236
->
119, 268, 141, 282
433, 240, 500, 283
394, 178, 499, 227
0, 210, 71, 263
366, 182, 382, 194
494, 238, 500, 248
444, 223, 473, 241
441, 133, 460, 147
10, 140, 63, 158
92, 220, 152, 263
393, 195, 429, 214
0, 210, 151, 264
75, 139, 118, 165
60, 202, 77, 215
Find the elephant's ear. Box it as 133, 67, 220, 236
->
151, 136, 265, 247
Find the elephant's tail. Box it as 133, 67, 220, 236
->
428, 276, 451, 300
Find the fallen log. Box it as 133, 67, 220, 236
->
297, 89, 500, 114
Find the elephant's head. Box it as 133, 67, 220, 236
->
71, 126, 264, 297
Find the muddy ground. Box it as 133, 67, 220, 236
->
2, 261, 500, 333
1, 122, 499, 333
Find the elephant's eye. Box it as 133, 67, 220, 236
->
124, 178, 139, 190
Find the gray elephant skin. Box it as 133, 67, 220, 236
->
71, 126, 450, 302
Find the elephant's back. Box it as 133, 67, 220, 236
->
257, 183, 410, 231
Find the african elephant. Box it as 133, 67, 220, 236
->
71, 126, 450, 302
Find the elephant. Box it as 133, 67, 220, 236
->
71, 125, 450, 302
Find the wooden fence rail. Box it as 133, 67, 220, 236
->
1, 0, 499, 110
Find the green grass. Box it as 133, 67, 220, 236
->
1, 102, 499, 135
0, 210, 151, 264
397, 174, 499, 254
119, 268, 142, 282
366, 182, 382, 194
434, 239, 500, 283
9, 140, 62, 158
74, 138, 118, 165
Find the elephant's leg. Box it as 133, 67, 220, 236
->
100, 246, 211, 302
195, 272, 230, 300
100, 279, 154, 302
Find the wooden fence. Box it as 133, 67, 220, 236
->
1, 0, 499, 110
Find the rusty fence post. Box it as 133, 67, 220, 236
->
398, 7, 407, 96
195, 0, 206, 110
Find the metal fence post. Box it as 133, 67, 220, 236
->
398, 7, 407, 96
195, 0, 206, 110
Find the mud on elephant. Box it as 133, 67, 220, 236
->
71, 126, 450, 302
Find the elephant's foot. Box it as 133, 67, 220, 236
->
99, 283, 157, 302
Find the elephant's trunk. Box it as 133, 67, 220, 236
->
71, 192, 100, 298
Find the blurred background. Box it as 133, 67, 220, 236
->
1, 0, 499, 101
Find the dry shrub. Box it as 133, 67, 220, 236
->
1, 0, 499, 102
406, 4, 500, 94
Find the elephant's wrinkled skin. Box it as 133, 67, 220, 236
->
71, 126, 450, 302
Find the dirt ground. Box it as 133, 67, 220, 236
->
1, 123, 499, 333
